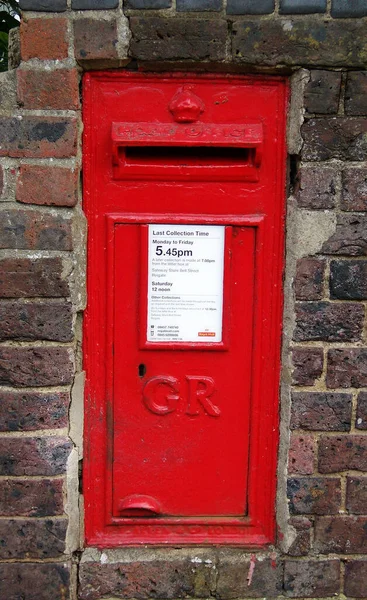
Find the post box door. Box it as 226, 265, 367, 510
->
112, 222, 255, 518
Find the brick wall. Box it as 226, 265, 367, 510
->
0, 0, 366, 598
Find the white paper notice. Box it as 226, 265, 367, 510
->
147, 224, 225, 343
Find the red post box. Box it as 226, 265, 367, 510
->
83, 73, 287, 546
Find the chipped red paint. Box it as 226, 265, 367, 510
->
83, 72, 288, 546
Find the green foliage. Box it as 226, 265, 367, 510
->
0, 1, 20, 72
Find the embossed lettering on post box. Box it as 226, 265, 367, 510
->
83, 73, 287, 546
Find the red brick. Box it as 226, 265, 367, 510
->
0, 518, 67, 559
346, 476, 367, 514
0, 117, 77, 158
287, 477, 341, 515
291, 392, 352, 431
294, 258, 325, 301
356, 392, 367, 429
130, 17, 227, 62
216, 555, 283, 599
345, 71, 367, 116
0, 479, 64, 516
20, 17, 68, 61
0, 563, 70, 600
318, 435, 367, 473
294, 302, 364, 342
341, 168, 367, 211
0, 436, 72, 476
327, 348, 367, 388
344, 560, 367, 598
288, 434, 315, 475
284, 560, 340, 597
0, 347, 74, 387
330, 260, 367, 300
304, 70, 342, 115
0, 301, 73, 342
17, 165, 78, 207
296, 166, 337, 209
321, 214, 367, 256
292, 347, 323, 386
286, 517, 312, 556
17, 68, 79, 110
314, 516, 367, 554
0, 390, 69, 431
79, 553, 218, 600
0, 209, 73, 251
302, 118, 367, 161
0, 258, 69, 298
74, 18, 118, 61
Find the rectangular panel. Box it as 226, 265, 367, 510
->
147, 224, 225, 344
112, 222, 255, 518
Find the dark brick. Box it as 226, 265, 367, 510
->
0, 210, 73, 251
321, 214, 367, 256
288, 434, 315, 475
216, 554, 283, 599
232, 19, 366, 68
226, 0, 274, 14
20, 17, 68, 61
318, 435, 367, 473
0, 257, 69, 298
346, 477, 367, 515
177, 0, 221, 11
345, 72, 367, 116
330, 260, 367, 299
294, 258, 325, 301
331, 0, 367, 18
287, 477, 341, 515
0, 165, 3, 197
72, 0, 118, 7
19, 0, 67, 9
296, 166, 337, 209
356, 392, 367, 429
280, 0, 326, 13
126, 0, 171, 6
0, 518, 67, 559
314, 516, 367, 554
130, 17, 227, 61
341, 168, 367, 211
292, 347, 323, 386
0, 117, 77, 159
304, 70, 341, 114
17, 165, 78, 207
294, 302, 364, 342
0, 390, 69, 431
0, 301, 73, 342
0, 563, 70, 600
287, 517, 312, 556
79, 553, 218, 600
0, 479, 64, 517
302, 118, 367, 161
344, 560, 367, 598
74, 18, 118, 61
284, 560, 340, 597
17, 69, 79, 111
0, 347, 74, 387
327, 348, 367, 388
0, 437, 72, 476
291, 392, 352, 431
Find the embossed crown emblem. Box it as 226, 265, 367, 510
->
169, 86, 205, 123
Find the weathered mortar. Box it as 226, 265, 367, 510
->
0, 0, 366, 598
